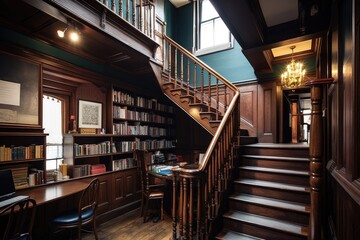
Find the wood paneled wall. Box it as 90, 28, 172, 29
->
324, 0, 360, 239
237, 81, 277, 143
238, 84, 258, 137
257, 81, 277, 143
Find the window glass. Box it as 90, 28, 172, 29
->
197, 0, 232, 54
43, 95, 63, 171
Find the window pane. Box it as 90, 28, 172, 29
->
43, 95, 63, 171
201, 0, 219, 21
214, 19, 230, 45
200, 21, 214, 49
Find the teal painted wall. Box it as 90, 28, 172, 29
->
163, 0, 256, 82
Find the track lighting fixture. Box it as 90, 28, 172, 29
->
57, 23, 80, 42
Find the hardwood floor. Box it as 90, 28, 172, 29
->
82, 208, 173, 240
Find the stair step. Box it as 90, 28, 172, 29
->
238, 166, 309, 186
239, 166, 309, 176
228, 193, 310, 224
234, 179, 310, 204
216, 230, 265, 240
223, 211, 308, 240
239, 136, 258, 145
241, 143, 309, 158
240, 154, 309, 171
229, 193, 310, 214
241, 154, 309, 162
235, 179, 310, 193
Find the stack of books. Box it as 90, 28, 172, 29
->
91, 164, 106, 175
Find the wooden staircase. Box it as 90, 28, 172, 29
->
216, 143, 310, 240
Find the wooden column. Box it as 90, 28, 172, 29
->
306, 78, 333, 240
291, 99, 299, 143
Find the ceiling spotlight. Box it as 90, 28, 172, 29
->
69, 30, 79, 42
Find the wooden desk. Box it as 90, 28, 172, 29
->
17, 179, 91, 206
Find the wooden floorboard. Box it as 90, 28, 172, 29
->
82, 208, 173, 240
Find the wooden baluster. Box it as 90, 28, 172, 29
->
224, 86, 228, 111
172, 172, 178, 240
174, 48, 178, 88
139, 0, 143, 31
168, 43, 171, 83
201, 68, 204, 104
144, 3, 148, 36
126, 0, 130, 22
214, 148, 219, 206
187, 58, 190, 95
216, 78, 219, 120
151, 4, 155, 39
196, 179, 201, 238
189, 178, 193, 240
179, 176, 183, 239
193, 63, 197, 103
183, 178, 188, 239
119, 0, 123, 18
132, 0, 136, 26
204, 173, 209, 239
111, 0, 115, 11
180, 53, 184, 89
208, 73, 211, 112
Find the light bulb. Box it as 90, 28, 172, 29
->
70, 31, 79, 42
57, 30, 65, 38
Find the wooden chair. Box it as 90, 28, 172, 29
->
0, 198, 37, 240
135, 150, 164, 223
51, 178, 100, 240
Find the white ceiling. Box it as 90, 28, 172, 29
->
259, 0, 298, 27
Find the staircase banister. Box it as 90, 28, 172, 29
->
163, 34, 239, 93
173, 91, 240, 175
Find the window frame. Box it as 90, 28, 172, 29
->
194, 0, 234, 56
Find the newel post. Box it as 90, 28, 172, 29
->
306, 78, 333, 240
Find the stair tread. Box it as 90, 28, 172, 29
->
224, 211, 308, 237
234, 179, 310, 193
238, 166, 310, 176
243, 143, 309, 149
216, 230, 265, 240
229, 193, 310, 213
241, 154, 309, 162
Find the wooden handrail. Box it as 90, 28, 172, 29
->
176, 91, 239, 174
163, 35, 238, 93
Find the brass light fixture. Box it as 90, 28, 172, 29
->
281, 46, 306, 89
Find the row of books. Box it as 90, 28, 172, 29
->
113, 122, 170, 136
112, 89, 174, 113
0, 144, 44, 161
74, 141, 111, 157
112, 90, 135, 105
72, 164, 106, 178
8, 166, 30, 189
113, 106, 173, 124
113, 139, 175, 152
112, 158, 135, 171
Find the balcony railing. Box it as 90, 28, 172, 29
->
98, 0, 155, 39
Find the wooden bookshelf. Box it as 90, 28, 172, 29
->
0, 132, 47, 189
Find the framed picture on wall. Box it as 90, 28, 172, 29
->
0, 51, 41, 126
78, 100, 102, 129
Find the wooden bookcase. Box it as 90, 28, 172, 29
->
62, 86, 176, 179
0, 132, 47, 189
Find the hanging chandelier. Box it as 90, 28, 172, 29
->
281, 46, 306, 89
